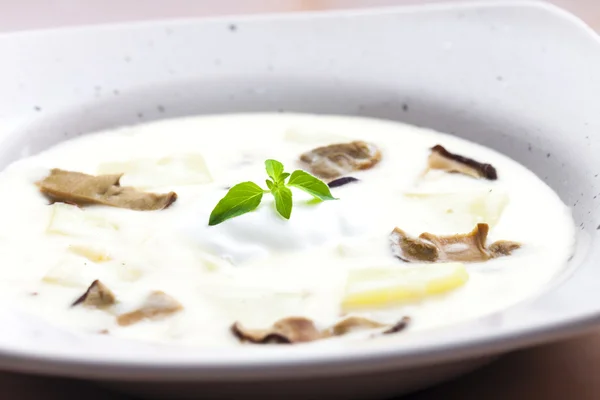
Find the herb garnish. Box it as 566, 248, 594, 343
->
208, 159, 336, 226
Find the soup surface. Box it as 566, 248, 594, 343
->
0, 113, 574, 347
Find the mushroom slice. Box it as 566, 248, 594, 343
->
300, 141, 381, 179
326, 316, 411, 337
391, 223, 520, 263
489, 240, 521, 257
117, 291, 183, 326
428, 145, 498, 180
328, 316, 388, 336
420, 223, 491, 262
382, 316, 411, 335
327, 176, 360, 188
37, 169, 177, 211
72, 280, 116, 308
231, 317, 322, 344
231, 316, 412, 345
390, 228, 439, 262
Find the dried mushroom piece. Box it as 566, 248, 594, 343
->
327, 316, 387, 336
117, 291, 183, 326
231, 317, 322, 344
232, 315, 411, 345
391, 223, 520, 263
488, 240, 521, 256
327, 176, 360, 188
420, 223, 491, 263
382, 316, 411, 335
390, 228, 439, 262
37, 169, 177, 211
72, 280, 116, 308
428, 145, 497, 180
300, 141, 381, 179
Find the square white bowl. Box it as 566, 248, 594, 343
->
0, 1, 599, 398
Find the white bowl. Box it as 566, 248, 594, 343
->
0, 1, 599, 398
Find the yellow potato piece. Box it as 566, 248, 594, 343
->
68, 244, 112, 262
342, 263, 468, 310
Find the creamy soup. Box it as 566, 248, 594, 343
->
0, 113, 574, 347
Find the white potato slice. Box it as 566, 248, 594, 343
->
46, 203, 119, 237
42, 258, 99, 288
113, 262, 144, 282
283, 128, 349, 144
202, 285, 309, 327
97, 154, 212, 188
43, 255, 143, 287
343, 262, 468, 310
403, 189, 509, 229
196, 251, 230, 272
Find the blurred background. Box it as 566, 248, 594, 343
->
0, 0, 598, 32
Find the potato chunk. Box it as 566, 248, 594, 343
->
342, 263, 469, 310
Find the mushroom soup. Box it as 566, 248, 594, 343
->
0, 113, 574, 347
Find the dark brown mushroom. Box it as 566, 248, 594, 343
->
232, 315, 411, 344
328, 316, 411, 337
488, 240, 522, 256
420, 223, 491, 262
327, 316, 387, 336
428, 145, 497, 180
116, 291, 183, 326
231, 317, 322, 344
390, 228, 439, 262
382, 316, 411, 335
327, 176, 360, 188
37, 169, 177, 211
72, 280, 116, 308
390, 223, 520, 263
300, 141, 381, 179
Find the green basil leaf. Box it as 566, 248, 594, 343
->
266, 179, 274, 190
265, 159, 284, 181
287, 170, 337, 201
272, 186, 293, 219
208, 182, 264, 226
277, 172, 291, 185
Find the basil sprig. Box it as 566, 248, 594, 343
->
208, 159, 336, 226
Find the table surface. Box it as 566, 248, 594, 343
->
0, 0, 600, 32
1, 1, 599, 399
